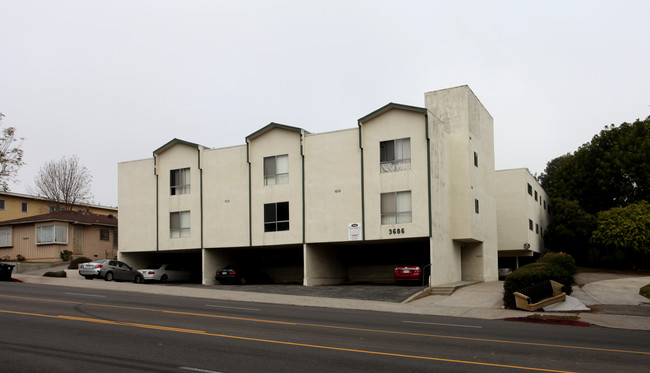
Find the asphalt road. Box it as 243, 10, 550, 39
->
1, 281, 649, 372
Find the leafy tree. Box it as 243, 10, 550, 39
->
590, 201, 650, 259
33, 155, 93, 211
540, 116, 650, 214
0, 113, 26, 191
543, 198, 596, 264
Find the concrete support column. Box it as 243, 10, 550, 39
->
303, 243, 347, 286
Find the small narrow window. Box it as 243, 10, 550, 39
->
529, 219, 533, 231
534, 190, 538, 201
475, 199, 480, 214
0, 200, 5, 210
170, 168, 190, 195
21, 202, 28, 213
474, 152, 479, 167
264, 155, 289, 185
100, 229, 110, 241
0, 228, 12, 247
380, 138, 411, 172
381, 191, 412, 224
264, 202, 289, 231
536, 223, 539, 234
527, 184, 533, 196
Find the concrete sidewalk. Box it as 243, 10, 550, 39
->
7, 266, 650, 331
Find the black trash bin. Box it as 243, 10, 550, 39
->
0, 262, 15, 281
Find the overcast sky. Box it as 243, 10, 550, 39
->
2, 0, 649, 207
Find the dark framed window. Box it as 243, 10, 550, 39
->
527, 184, 533, 196
0, 200, 5, 210
264, 202, 289, 232
21, 202, 28, 213
474, 152, 479, 167
99, 229, 109, 241
380, 138, 411, 172
170, 168, 190, 195
529, 219, 533, 231
475, 199, 480, 214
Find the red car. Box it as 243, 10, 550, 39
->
394, 265, 425, 283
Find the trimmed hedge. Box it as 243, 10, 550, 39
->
43, 271, 67, 278
503, 252, 578, 309
68, 257, 92, 269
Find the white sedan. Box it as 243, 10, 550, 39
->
138, 264, 192, 283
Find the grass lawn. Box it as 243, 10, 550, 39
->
641, 284, 650, 299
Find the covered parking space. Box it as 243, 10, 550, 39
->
119, 249, 203, 283
305, 238, 431, 286
204, 245, 304, 285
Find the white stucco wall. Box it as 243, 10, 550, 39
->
304, 129, 363, 243
155, 143, 203, 251
202, 145, 250, 248
248, 126, 304, 246
496, 168, 550, 256
118, 158, 156, 253
360, 108, 431, 241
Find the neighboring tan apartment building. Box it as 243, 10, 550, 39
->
119, 85, 505, 287
0, 192, 119, 262
0, 191, 117, 221
495, 168, 550, 268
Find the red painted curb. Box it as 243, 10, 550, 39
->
504, 317, 590, 327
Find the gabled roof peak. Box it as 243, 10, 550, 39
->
246, 122, 308, 142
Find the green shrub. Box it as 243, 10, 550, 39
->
43, 271, 66, 278
503, 252, 578, 308
68, 256, 92, 269
16, 254, 26, 262
60, 250, 73, 261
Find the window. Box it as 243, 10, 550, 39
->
264, 155, 289, 185
381, 191, 412, 224
534, 190, 538, 201
527, 184, 533, 196
474, 152, 479, 167
0, 228, 11, 247
170, 168, 190, 195
113, 230, 118, 248
0, 200, 5, 210
536, 223, 539, 234
100, 229, 109, 241
170, 211, 190, 238
380, 138, 411, 172
21, 202, 28, 213
264, 202, 289, 232
529, 219, 533, 231
475, 199, 480, 214
36, 225, 68, 244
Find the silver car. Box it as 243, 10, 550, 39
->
79, 259, 144, 283
138, 264, 192, 283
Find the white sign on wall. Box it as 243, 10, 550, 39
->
348, 223, 361, 241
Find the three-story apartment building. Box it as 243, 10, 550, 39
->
118, 85, 500, 286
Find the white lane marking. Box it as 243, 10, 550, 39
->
403, 320, 482, 329
65, 292, 106, 298
179, 367, 223, 373
205, 304, 261, 311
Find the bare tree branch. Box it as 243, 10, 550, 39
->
0, 113, 26, 192
33, 155, 93, 211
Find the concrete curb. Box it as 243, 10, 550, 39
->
8, 273, 650, 331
